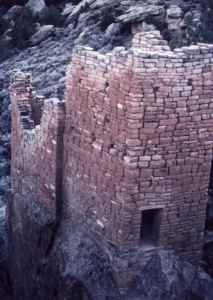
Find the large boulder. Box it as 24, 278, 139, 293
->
7, 189, 120, 300
2, 5, 23, 22
125, 250, 213, 300
61, 3, 74, 18
0, 35, 13, 62
8, 191, 59, 300
10, 7, 36, 48
7, 201, 213, 300
25, 0, 46, 18
0, 16, 10, 36
50, 224, 121, 300
38, 5, 62, 26
30, 25, 54, 45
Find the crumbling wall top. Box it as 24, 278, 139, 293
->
70, 30, 213, 73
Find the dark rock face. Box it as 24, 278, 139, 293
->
0, 0, 213, 63
11, 7, 36, 49
206, 195, 213, 231
0, 205, 12, 300
125, 251, 213, 300
203, 240, 213, 279
8, 193, 56, 300
0, 0, 213, 64
49, 224, 120, 300
30, 25, 54, 46
203, 194, 213, 278
7, 193, 120, 300
6, 192, 213, 300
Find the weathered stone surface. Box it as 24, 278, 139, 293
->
63, 31, 213, 262
61, 3, 74, 17
203, 240, 213, 279
50, 223, 120, 300
30, 25, 54, 45
125, 250, 213, 300
117, 5, 164, 24
10, 7, 36, 48
166, 5, 183, 19
6, 197, 213, 300
25, 0, 46, 17
0, 205, 12, 300
2, 5, 23, 21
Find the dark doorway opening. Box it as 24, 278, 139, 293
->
208, 159, 213, 194
140, 209, 161, 247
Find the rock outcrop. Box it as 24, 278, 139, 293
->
6, 195, 213, 300
26, 0, 46, 18
1, 0, 213, 62
6, 184, 213, 300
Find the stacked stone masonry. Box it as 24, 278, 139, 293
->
10, 71, 65, 219
10, 30, 213, 261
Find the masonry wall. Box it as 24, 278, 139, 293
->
10, 31, 213, 261
10, 71, 65, 217
64, 31, 213, 259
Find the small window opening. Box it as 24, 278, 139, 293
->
140, 209, 161, 248
187, 78, 193, 86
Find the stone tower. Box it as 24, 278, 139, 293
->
10, 31, 213, 261
63, 31, 213, 260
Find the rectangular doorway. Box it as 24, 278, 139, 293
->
140, 208, 162, 247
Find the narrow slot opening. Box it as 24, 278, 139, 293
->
140, 208, 162, 248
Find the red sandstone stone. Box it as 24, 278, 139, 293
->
10, 30, 213, 263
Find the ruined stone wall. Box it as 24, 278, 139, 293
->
10, 71, 65, 217
64, 31, 213, 259
10, 30, 213, 261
